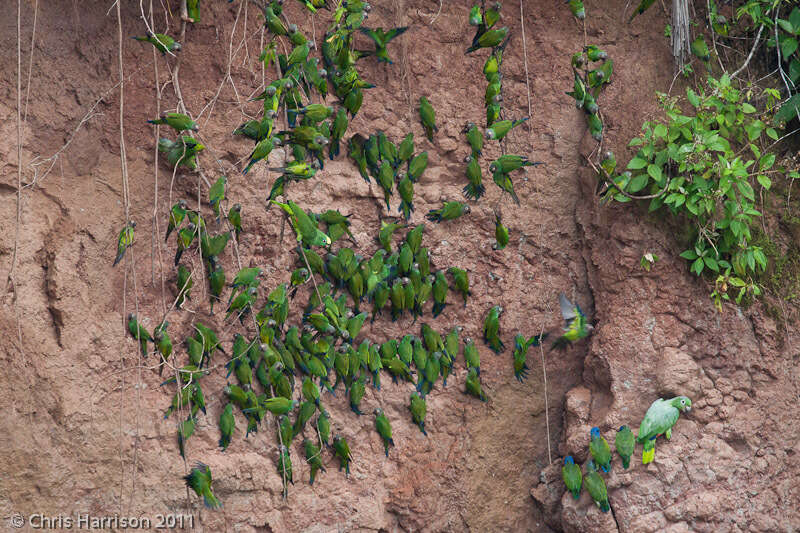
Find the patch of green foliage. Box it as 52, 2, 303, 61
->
602, 74, 787, 308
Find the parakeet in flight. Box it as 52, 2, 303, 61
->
360, 26, 408, 64
184, 462, 222, 509
550, 293, 593, 351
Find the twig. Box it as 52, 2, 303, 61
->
519, 0, 533, 122
730, 23, 765, 80
706, 0, 725, 73
116, 0, 146, 513
22, 0, 38, 123
8, 0, 23, 293
537, 322, 552, 465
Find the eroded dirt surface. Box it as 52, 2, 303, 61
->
1, 1, 799, 532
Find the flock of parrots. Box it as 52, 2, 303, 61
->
112, 0, 692, 514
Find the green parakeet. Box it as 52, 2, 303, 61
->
494, 214, 509, 250
486, 117, 528, 141
615, 425, 635, 469
174, 224, 196, 266
465, 368, 488, 401
349, 134, 370, 182
147, 112, 198, 132
333, 435, 353, 476
448, 267, 470, 306
153, 326, 173, 376
219, 403, 235, 451
165, 200, 188, 242
418, 97, 438, 142
374, 407, 394, 456
304, 438, 326, 485
207, 176, 227, 221
567, 0, 585, 20
426, 201, 470, 223
184, 462, 222, 509
178, 416, 195, 458
482, 305, 504, 354
127, 313, 152, 356
398, 174, 415, 220
431, 270, 449, 318
512, 334, 531, 382
276, 445, 294, 489
551, 293, 594, 351
175, 266, 193, 311
562, 456, 582, 500
465, 27, 509, 54
408, 151, 428, 182
636, 396, 692, 464
186, 0, 200, 22
208, 267, 225, 315
584, 461, 610, 512
114, 221, 136, 266
589, 427, 612, 473
360, 26, 408, 64
600, 150, 616, 177
464, 155, 485, 201
317, 410, 331, 446
628, 0, 655, 22
133, 32, 182, 54
349, 376, 366, 415
398, 132, 415, 163
409, 392, 427, 435
293, 400, 317, 438
465, 123, 483, 157
691, 36, 710, 63
464, 338, 480, 374
227, 204, 242, 240
243, 137, 275, 175
588, 112, 603, 142
584, 44, 607, 62
489, 154, 543, 174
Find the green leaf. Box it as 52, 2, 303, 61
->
680, 249, 698, 260
628, 173, 650, 193
789, 7, 800, 31
790, 58, 800, 84
766, 127, 779, 140
777, 18, 795, 34
704, 256, 720, 272
687, 88, 700, 107
653, 124, 668, 138
759, 153, 776, 170
781, 37, 798, 58
737, 181, 755, 201
627, 157, 649, 170
628, 137, 644, 146
754, 248, 767, 270
692, 257, 705, 275
757, 174, 772, 189
740, 102, 757, 114
646, 164, 662, 182
729, 277, 746, 287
